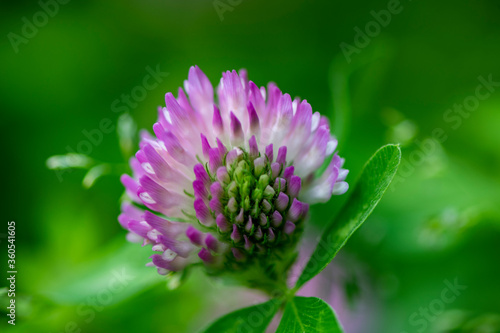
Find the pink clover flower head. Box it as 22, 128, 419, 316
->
118, 66, 348, 284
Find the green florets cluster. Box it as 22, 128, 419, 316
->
209, 148, 306, 273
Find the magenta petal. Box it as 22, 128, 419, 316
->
198, 248, 214, 263
287, 175, 302, 197
249, 135, 259, 158
291, 99, 312, 133
158, 235, 194, 257
249, 81, 265, 114
200, 133, 211, 159
209, 197, 223, 214
212, 104, 224, 134
193, 180, 208, 200
164, 92, 187, 126
143, 211, 172, 236
186, 225, 203, 246
288, 198, 303, 222
284, 221, 296, 235
141, 145, 170, 180
231, 224, 242, 242
275, 192, 290, 212
271, 162, 281, 179
216, 166, 230, 184
271, 211, 283, 227
151, 254, 185, 271
247, 102, 260, 135
185, 65, 214, 114
278, 93, 293, 123
216, 138, 227, 155
230, 112, 244, 145
138, 175, 183, 212
226, 148, 242, 166
277, 146, 287, 165
121, 174, 140, 202
205, 234, 219, 252
194, 198, 213, 225
194, 163, 210, 186
127, 220, 150, 238
121, 201, 143, 220
273, 177, 286, 192
210, 181, 224, 198
267, 82, 282, 112
208, 148, 223, 174
283, 166, 295, 182
161, 131, 194, 166
216, 214, 230, 232
265, 144, 274, 162
302, 203, 310, 216
176, 87, 195, 114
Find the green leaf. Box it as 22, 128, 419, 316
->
295, 144, 401, 289
200, 299, 281, 333
276, 296, 343, 333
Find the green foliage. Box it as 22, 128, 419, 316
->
45, 113, 137, 189
276, 297, 343, 333
200, 299, 281, 333
5, 1, 500, 331
40, 239, 163, 305
295, 144, 401, 289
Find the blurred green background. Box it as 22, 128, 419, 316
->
1, 0, 500, 332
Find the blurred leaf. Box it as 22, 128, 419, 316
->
200, 299, 281, 333
117, 113, 138, 160
295, 144, 401, 289
276, 297, 343, 333
330, 40, 393, 145
46, 153, 94, 170
330, 57, 351, 144
82, 164, 112, 188
40, 238, 163, 306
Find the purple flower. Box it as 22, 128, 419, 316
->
118, 66, 348, 282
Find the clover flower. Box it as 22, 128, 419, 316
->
118, 66, 348, 288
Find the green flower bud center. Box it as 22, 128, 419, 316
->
213, 150, 302, 261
